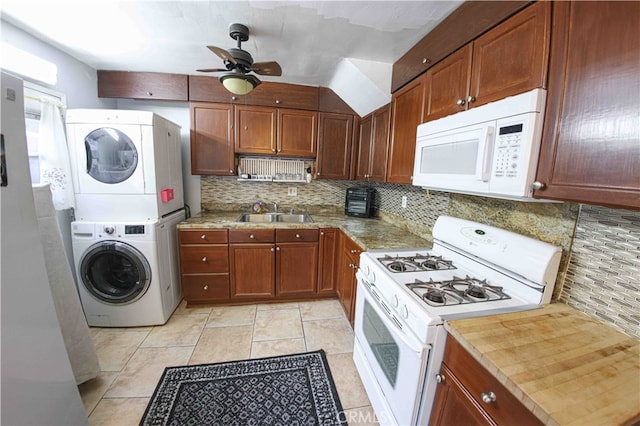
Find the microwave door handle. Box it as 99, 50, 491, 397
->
476, 126, 495, 181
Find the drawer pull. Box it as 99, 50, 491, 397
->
200, 234, 206, 240
296, 233, 300, 238
481, 391, 497, 404
250, 234, 255, 239
201, 257, 207, 262
436, 374, 445, 383
203, 285, 209, 291
350, 249, 358, 254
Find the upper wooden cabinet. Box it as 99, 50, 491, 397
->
316, 112, 355, 180
190, 102, 235, 176
391, 1, 530, 93
97, 71, 188, 101
234, 105, 317, 157
234, 105, 276, 155
189, 76, 319, 111
356, 104, 390, 182
425, 1, 550, 121
534, 1, 640, 209
387, 75, 427, 184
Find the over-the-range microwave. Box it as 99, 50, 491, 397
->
412, 88, 550, 201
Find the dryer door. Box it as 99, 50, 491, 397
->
73, 124, 146, 194
79, 241, 151, 304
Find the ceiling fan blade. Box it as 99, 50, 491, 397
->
196, 68, 228, 73
252, 61, 282, 76
207, 45, 237, 64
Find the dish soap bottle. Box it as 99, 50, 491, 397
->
306, 167, 312, 183
252, 201, 263, 214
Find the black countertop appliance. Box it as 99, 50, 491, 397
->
345, 186, 376, 218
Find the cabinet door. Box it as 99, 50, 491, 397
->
429, 365, 489, 426
355, 114, 373, 180
469, 1, 550, 107
234, 105, 276, 155
97, 71, 188, 101
190, 103, 235, 176
387, 75, 427, 184
424, 44, 472, 122
276, 242, 318, 296
336, 233, 362, 325
535, 1, 640, 209
317, 229, 339, 294
369, 104, 390, 182
229, 243, 275, 298
277, 109, 318, 157
316, 112, 354, 180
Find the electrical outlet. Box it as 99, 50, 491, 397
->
288, 187, 297, 196
402, 196, 407, 208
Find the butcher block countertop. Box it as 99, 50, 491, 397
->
445, 303, 640, 426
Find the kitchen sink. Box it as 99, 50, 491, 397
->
236, 213, 312, 223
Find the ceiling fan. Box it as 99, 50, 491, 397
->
197, 23, 282, 95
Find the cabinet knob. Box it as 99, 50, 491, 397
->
456, 98, 466, 106
481, 391, 497, 404
272, 148, 277, 152
201, 257, 207, 262
532, 181, 546, 190
231, 96, 237, 101
271, 247, 275, 252
146, 91, 153, 96
436, 373, 445, 383
229, 169, 234, 174
350, 249, 358, 254
276, 246, 280, 251
250, 234, 255, 239
320, 231, 324, 236
467, 95, 476, 104
295, 234, 300, 238
275, 99, 281, 104
244, 125, 248, 130
200, 234, 206, 240
316, 172, 321, 176
203, 285, 209, 291
422, 58, 430, 65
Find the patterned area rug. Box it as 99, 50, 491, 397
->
140, 350, 346, 426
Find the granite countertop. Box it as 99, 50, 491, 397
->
445, 303, 640, 426
178, 210, 432, 250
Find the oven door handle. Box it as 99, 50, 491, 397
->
359, 279, 426, 356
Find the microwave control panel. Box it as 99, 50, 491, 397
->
493, 123, 524, 179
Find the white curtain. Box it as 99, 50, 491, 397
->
38, 98, 75, 210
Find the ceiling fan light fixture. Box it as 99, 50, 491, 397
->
219, 73, 261, 95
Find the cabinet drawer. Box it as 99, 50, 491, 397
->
180, 246, 229, 273
229, 229, 275, 243
183, 274, 230, 301
179, 229, 228, 244
444, 336, 542, 426
276, 229, 319, 243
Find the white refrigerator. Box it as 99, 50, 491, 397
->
1, 72, 87, 425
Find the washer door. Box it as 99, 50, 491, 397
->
85, 127, 138, 184
80, 241, 151, 304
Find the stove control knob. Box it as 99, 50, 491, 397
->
402, 305, 409, 319
392, 294, 399, 308
104, 226, 115, 235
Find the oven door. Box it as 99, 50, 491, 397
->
354, 278, 430, 426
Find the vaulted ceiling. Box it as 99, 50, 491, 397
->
1, 1, 463, 114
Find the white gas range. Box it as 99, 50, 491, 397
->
352, 216, 561, 426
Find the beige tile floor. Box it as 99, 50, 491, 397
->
79, 298, 378, 425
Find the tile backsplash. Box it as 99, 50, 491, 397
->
560, 205, 640, 338
200, 177, 639, 338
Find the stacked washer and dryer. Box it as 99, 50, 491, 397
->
66, 110, 185, 327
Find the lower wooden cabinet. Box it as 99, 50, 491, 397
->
179, 229, 230, 305
317, 229, 339, 294
430, 335, 542, 426
229, 229, 320, 301
180, 227, 343, 305
336, 232, 362, 325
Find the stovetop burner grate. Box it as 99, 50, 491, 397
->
406, 276, 511, 307
377, 254, 456, 273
